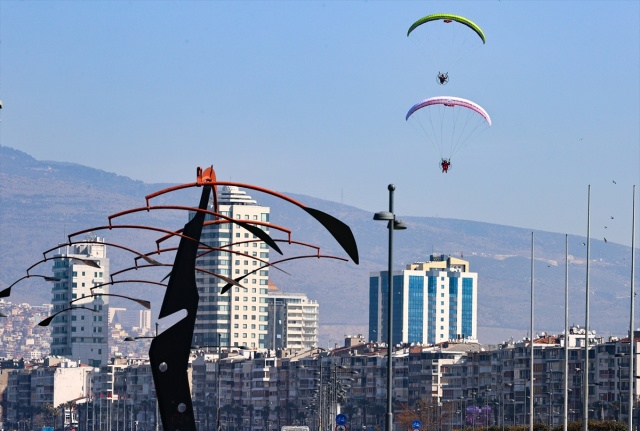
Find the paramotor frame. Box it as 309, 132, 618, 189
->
407, 13, 486, 82
406, 96, 491, 163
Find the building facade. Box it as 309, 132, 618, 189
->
369, 254, 478, 345
50, 237, 110, 367
193, 186, 271, 349
4, 358, 93, 430
109, 308, 151, 334
266, 284, 319, 351
3, 332, 640, 431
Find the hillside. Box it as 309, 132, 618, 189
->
1, 146, 637, 346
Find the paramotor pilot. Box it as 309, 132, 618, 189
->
440, 158, 451, 173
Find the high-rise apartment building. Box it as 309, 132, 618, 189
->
266, 283, 319, 351
50, 237, 110, 366
369, 254, 477, 345
109, 308, 151, 333
194, 186, 271, 349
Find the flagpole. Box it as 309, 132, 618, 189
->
529, 231, 535, 431
628, 185, 636, 431
563, 234, 569, 431
583, 185, 591, 431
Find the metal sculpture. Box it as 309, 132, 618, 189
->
3, 165, 359, 431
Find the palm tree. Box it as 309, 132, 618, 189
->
192, 400, 204, 431
232, 403, 244, 431
43, 403, 58, 430
295, 411, 306, 427
341, 404, 356, 430
221, 404, 235, 431
137, 399, 150, 431
284, 402, 297, 426
369, 404, 385, 429
63, 400, 77, 429
592, 400, 606, 420
354, 398, 370, 430
261, 405, 271, 431
246, 404, 255, 431
606, 400, 621, 421
274, 406, 283, 430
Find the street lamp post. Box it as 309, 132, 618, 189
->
374, 184, 407, 431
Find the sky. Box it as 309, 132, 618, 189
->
1, 1, 639, 247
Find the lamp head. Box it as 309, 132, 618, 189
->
373, 211, 394, 221
393, 220, 407, 230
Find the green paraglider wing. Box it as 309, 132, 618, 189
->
407, 13, 486, 43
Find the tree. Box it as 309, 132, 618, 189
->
395, 398, 448, 431
295, 411, 307, 427
261, 405, 271, 431
231, 403, 244, 431
285, 401, 297, 425
246, 404, 255, 431
341, 404, 356, 430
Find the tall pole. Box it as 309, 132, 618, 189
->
583, 185, 591, 431
319, 359, 323, 431
155, 322, 159, 431
375, 184, 405, 431
386, 184, 395, 431
563, 234, 569, 431
529, 232, 535, 431
629, 185, 636, 431
217, 333, 222, 431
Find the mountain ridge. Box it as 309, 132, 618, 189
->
1, 146, 637, 346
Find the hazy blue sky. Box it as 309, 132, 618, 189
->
1, 1, 638, 247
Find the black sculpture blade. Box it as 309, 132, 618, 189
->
232, 220, 282, 255
303, 207, 359, 264
149, 185, 211, 431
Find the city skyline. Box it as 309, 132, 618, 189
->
0, 145, 637, 348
